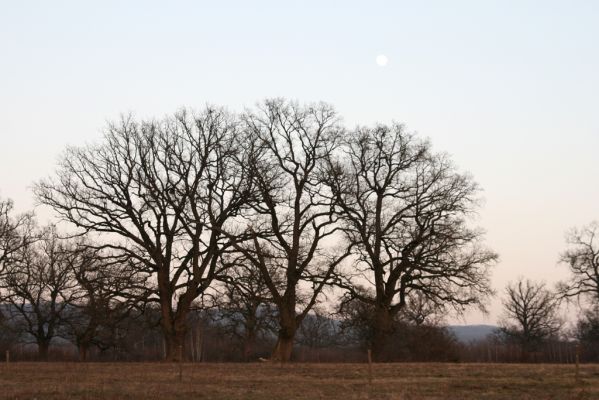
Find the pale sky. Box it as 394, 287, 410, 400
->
1, 1, 598, 324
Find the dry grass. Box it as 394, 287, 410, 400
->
1, 362, 599, 399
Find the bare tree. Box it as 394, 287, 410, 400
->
398, 291, 446, 326
213, 254, 278, 361
0, 197, 36, 276
325, 124, 497, 360
296, 307, 338, 350
227, 99, 351, 361
0, 197, 36, 329
1, 226, 79, 360
338, 291, 445, 350
559, 222, 599, 302
574, 303, 599, 361
35, 108, 256, 361
499, 278, 562, 359
63, 244, 141, 361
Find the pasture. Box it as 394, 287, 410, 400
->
1, 362, 599, 399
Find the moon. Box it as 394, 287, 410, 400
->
376, 54, 388, 67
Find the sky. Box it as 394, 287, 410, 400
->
1, 1, 598, 325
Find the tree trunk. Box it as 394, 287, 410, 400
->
371, 306, 394, 362
271, 334, 294, 362
38, 341, 50, 361
242, 331, 256, 362
271, 307, 297, 362
78, 344, 90, 362
77, 327, 96, 362
521, 341, 533, 363
161, 304, 189, 362
158, 267, 192, 362
163, 327, 186, 362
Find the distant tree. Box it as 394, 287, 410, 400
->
1, 226, 78, 360
225, 99, 351, 361
337, 294, 375, 347
568, 300, 599, 362
499, 278, 562, 359
63, 244, 141, 361
296, 307, 338, 350
399, 291, 447, 326
0, 315, 19, 355
338, 291, 448, 351
575, 305, 599, 344
559, 222, 599, 302
325, 124, 496, 360
35, 108, 257, 361
214, 254, 278, 361
392, 323, 461, 362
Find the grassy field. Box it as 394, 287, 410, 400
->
1, 362, 599, 399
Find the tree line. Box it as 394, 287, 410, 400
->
0, 99, 597, 362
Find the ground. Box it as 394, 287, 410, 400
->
1, 362, 599, 399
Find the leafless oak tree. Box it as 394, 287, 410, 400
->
226, 99, 351, 361
499, 278, 562, 358
35, 108, 256, 361
325, 124, 497, 360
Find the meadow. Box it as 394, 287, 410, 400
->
1, 362, 599, 399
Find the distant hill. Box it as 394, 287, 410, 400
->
448, 325, 498, 343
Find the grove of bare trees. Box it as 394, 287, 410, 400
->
0, 99, 596, 363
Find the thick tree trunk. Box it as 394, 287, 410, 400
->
271, 334, 295, 362
38, 341, 50, 361
158, 264, 196, 362
371, 306, 394, 362
521, 339, 534, 362
242, 331, 256, 362
163, 326, 186, 362
161, 308, 188, 362
271, 307, 297, 362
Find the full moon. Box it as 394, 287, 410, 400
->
376, 54, 388, 67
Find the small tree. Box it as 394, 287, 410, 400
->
63, 244, 141, 361
2, 226, 78, 360
296, 308, 338, 350
338, 291, 447, 351
574, 304, 599, 362
0, 316, 19, 356
214, 255, 278, 361
499, 278, 562, 360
